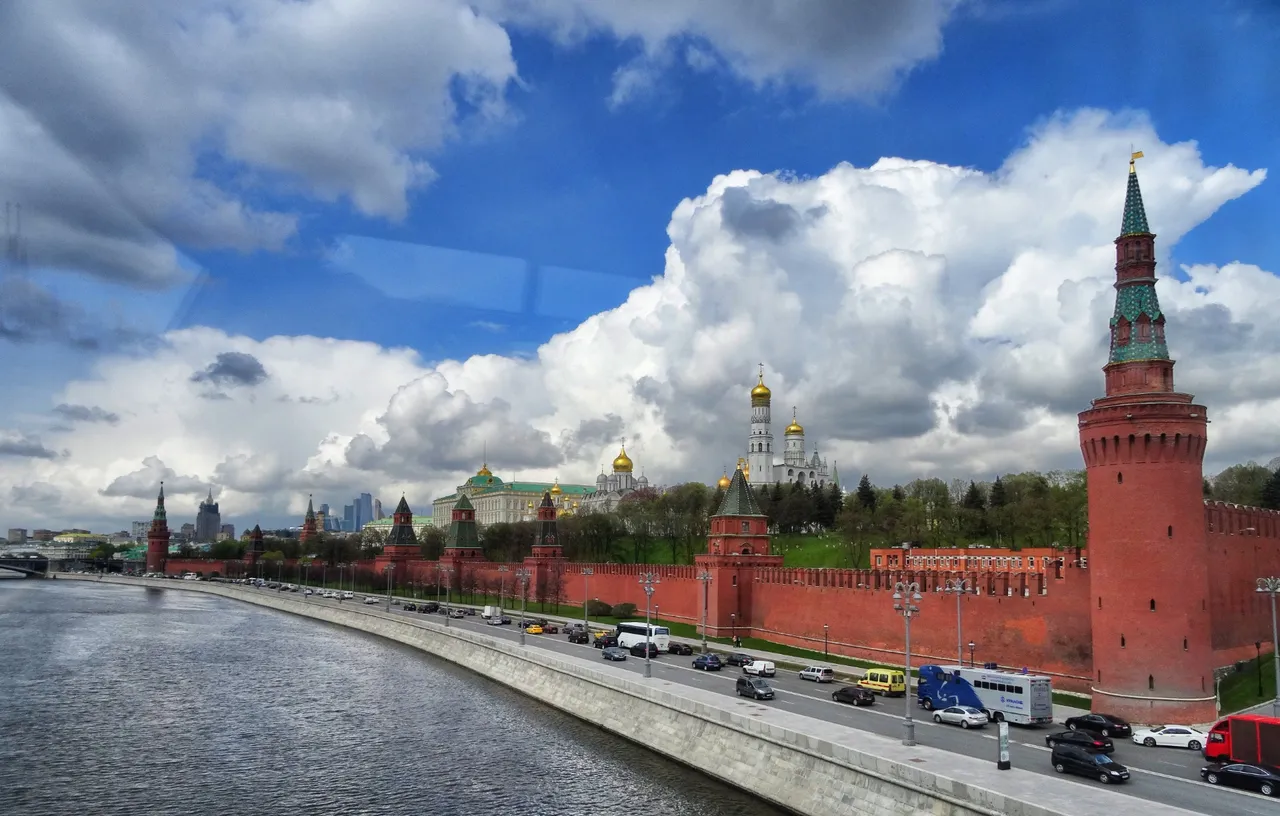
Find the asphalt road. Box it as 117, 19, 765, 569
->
265, 587, 1279, 815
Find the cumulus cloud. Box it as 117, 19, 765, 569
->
191, 352, 269, 388
52, 404, 120, 425
101, 456, 207, 499
0, 431, 60, 460
0, 109, 1275, 530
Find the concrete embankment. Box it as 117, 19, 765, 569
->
62, 575, 1197, 816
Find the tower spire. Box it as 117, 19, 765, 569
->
1121, 150, 1149, 236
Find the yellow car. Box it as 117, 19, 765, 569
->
526, 624, 544, 635
857, 668, 907, 697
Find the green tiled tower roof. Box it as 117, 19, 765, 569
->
1108, 160, 1170, 365
385, 496, 419, 549
1120, 163, 1150, 236
152, 483, 167, 523
454, 493, 473, 511
714, 467, 764, 517
448, 492, 480, 548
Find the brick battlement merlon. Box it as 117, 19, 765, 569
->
1205, 500, 1280, 539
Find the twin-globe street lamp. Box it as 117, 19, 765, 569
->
945, 577, 974, 667
640, 571, 661, 678
441, 565, 455, 627
582, 567, 594, 634
497, 565, 509, 617
696, 570, 712, 653
1257, 577, 1280, 717
383, 564, 394, 611
516, 568, 531, 646
893, 578, 923, 747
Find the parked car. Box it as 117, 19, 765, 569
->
1064, 713, 1132, 738
567, 629, 590, 644
693, 654, 723, 671
736, 676, 775, 700
799, 666, 836, 683
630, 642, 659, 658
419, 602, 439, 613
932, 706, 988, 729
1131, 725, 1206, 750
1045, 730, 1114, 754
725, 653, 754, 667
403, 602, 417, 611
526, 624, 544, 635
831, 686, 875, 706
1051, 744, 1130, 784
601, 647, 628, 662
1200, 762, 1280, 796
667, 642, 693, 656
742, 659, 776, 677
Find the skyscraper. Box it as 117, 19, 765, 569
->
195, 488, 221, 543
358, 492, 373, 529
374, 498, 383, 520
343, 504, 355, 532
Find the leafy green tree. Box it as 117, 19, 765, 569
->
1261, 469, 1280, 511
855, 474, 877, 510
419, 527, 446, 560
891, 484, 905, 502
1211, 462, 1273, 507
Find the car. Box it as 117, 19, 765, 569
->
932, 706, 988, 729
594, 634, 618, 649
742, 659, 776, 677
363, 596, 380, 605
486, 616, 504, 626
1064, 713, 1132, 738
831, 686, 875, 706
601, 646, 628, 662
667, 642, 693, 656
1131, 725, 1206, 750
567, 629, 590, 643
1045, 730, 1114, 753
736, 676, 775, 700
1200, 762, 1280, 796
527, 625, 544, 635
1051, 744, 1130, 784
799, 666, 836, 683
630, 642, 659, 658
857, 668, 906, 697
449, 608, 465, 619
692, 654, 723, 671
725, 652, 754, 667
543, 623, 559, 634
342, 591, 354, 599
403, 602, 417, 611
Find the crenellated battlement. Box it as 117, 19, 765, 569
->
1205, 500, 1280, 539
1078, 425, 1207, 467
750, 564, 1082, 598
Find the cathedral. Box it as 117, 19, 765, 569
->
579, 443, 650, 514
744, 366, 837, 489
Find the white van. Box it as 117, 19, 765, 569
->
482, 606, 500, 619
742, 659, 776, 677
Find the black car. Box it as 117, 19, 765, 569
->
403, 602, 417, 612
667, 642, 693, 656
1051, 744, 1130, 784
831, 686, 875, 706
630, 642, 659, 658
693, 654, 723, 671
594, 634, 619, 649
1063, 713, 1132, 738
736, 676, 775, 700
1201, 762, 1280, 796
419, 602, 439, 613
725, 652, 754, 667
567, 629, 590, 644
1045, 730, 1115, 754
601, 647, 628, 662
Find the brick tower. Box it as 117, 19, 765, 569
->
146, 482, 170, 573
1078, 154, 1215, 723
374, 496, 419, 574
300, 495, 318, 546
531, 491, 562, 559
244, 524, 264, 566
526, 491, 566, 601
694, 466, 782, 637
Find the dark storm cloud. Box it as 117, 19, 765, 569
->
559, 414, 626, 460
0, 277, 151, 351
1170, 303, 1253, 355
952, 395, 1032, 437
191, 352, 268, 388
52, 403, 120, 425
10, 480, 62, 507
0, 432, 59, 459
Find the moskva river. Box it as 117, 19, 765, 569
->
0, 577, 782, 816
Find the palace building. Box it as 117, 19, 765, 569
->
744, 366, 837, 489
431, 462, 593, 527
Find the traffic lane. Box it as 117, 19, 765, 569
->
285, 593, 1273, 816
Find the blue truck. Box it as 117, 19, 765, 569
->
916, 664, 985, 712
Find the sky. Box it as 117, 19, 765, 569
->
1, 0, 1278, 535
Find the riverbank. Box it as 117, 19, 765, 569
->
60, 575, 1198, 816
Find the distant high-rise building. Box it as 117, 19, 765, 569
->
131, 521, 149, 541
374, 498, 383, 520
195, 488, 221, 543
343, 504, 355, 532
358, 492, 373, 529
6, 528, 26, 543
32, 529, 55, 541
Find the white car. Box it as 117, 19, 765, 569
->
932, 706, 988, 729
1131, 725, 1206, 750
799, 666, 836, 683
342, 591, 354, 599
742, 659, 776, 677
363, 596, 380, 605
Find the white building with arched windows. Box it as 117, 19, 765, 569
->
743, 366, 837, 489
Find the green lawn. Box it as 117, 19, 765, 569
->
1219, 652, 1277, 714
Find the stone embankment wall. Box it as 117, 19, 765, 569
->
64, 575, 1198, 816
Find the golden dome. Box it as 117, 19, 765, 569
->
750, 369, 772, 406
785, 408, 804, 436
477, 462, 493, 477
612, 445, 634, 473
717, 471, 732, 490
550, 478, 563, 495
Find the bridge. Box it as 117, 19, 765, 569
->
0, 555, 50, 577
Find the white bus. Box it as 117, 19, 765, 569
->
949, 665, 1054, 725
615, 622, 671, 652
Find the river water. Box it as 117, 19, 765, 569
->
0, 577, 783, 816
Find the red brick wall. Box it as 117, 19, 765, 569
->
1206, 502, 1280, 664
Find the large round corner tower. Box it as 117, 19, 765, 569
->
1078, 154, 1216, 723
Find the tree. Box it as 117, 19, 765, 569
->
855, 474, 877, 510
419, 527, 447, 560
1211, 462, 1273, 507
1261, 468, 1280, 511
891, 484, 905, 502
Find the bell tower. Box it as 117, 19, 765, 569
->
746, 364, 774, 486
1078, 153, 1215, 723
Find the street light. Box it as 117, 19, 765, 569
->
893, 578, 923, 747
945, 577, 974, 667
441, 565, 454, 627
582, 567, 594, 634
696, 570, 712, 653
731, 612, 737, 648
383, 564, 394, 611
1257, 577, 1280, 717
824, 623, 829, 658
516, 568, 531, 645
498, 565, 509, 616
639, 571, 661, 678
968, 640, 976, 668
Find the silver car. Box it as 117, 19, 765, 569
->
933, 706, 988, 729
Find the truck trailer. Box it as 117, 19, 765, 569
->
1203, 714, 1280, 765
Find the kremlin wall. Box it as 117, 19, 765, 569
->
148, 160, 1280, 724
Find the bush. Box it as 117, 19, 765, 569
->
611, 602, 637, 618
586, 599, 613, 616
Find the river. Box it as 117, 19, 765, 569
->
0, 577, 784, 816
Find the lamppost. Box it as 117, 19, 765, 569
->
435, 567, 445, 606
1258, 641, 1264, 697
945, 577, 973, 667
893, 578, 923, 747
1257, 577, 1280, 717
640, 571, 661, 678
697, 570, 712, 653
383, 564, 394, 611
441, 565, 454, 627
824, 624, 829, 658
968, 640, 976, 668
582, 567, 594, 633
498, 565, 509, 616
731, 612, 737, 647
516, 568, 531, 646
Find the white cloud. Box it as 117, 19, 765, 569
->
2, 109, 1275, 531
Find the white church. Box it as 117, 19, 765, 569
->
743, 366, 837, 489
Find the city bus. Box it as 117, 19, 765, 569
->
615, 622, 671, 652
944, 665, 1054, 725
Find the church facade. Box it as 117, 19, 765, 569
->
743, 367, 837, 489
579, 443, 650, 514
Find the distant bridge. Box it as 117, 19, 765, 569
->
0, 555, 50, 577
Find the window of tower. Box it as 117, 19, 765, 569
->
741, 521, 750, 533
1117, 472, 1123, 484
1149, 599, 1156, 612
1115, 319, 1131, 345
1148, 675, 1154, 690
1183, 637, 1188, 651
1168, 525, 1173, 538
1137, 317, 1151, 341
1120, 635, 1125, 648
731, 575, 737, 587
788, 469, 793, 477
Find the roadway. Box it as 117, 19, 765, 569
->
228, 585, 1280, 815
